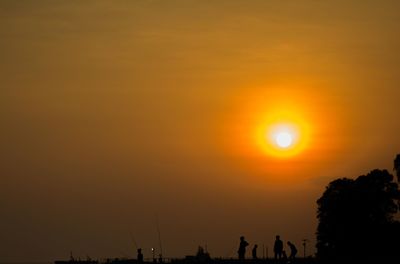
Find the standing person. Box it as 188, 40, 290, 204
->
238, 236, 249, 260
274, 235, 283, 259
252, 244, 258, 260
137, 248, 144, 263
287, 241, 298, 259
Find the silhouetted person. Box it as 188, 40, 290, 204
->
158, 254, 163, 263
137, 248, 143, 263
252, 244, 258, 260
287, 241, 297, 259
238, 236, 249, 260
274, 235, 283, 259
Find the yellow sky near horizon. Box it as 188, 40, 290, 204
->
1, 0, 400, 261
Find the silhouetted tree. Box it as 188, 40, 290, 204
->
316, 168, 400, 261
394, 154, 400, 182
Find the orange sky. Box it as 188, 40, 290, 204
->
1, 0, 400, 261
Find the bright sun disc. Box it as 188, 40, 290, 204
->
255, 117, 310, 158
275, 132, 293, 148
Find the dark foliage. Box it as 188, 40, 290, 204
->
316, 166, 400, 261
395, 154, 400, 182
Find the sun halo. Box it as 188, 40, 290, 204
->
255, 116, 310, 159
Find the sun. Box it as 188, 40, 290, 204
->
225, 86, 317, 160
265, 122, 300, 152
254, 113, 310, 158
275, 131, 293, 148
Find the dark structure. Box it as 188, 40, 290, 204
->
55, 252, 98, 264
195, 246, 211, 262
316, 160, 400, 261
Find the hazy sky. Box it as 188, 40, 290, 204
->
1, 0, 400, 261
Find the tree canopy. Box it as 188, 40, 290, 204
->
316, 157, 400, 261
394, 154, 400, 181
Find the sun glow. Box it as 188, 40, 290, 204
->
223, 83, 346, 167
221, 84, 345, 183
254, 109, 311, 159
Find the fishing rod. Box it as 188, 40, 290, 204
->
130, 232, 139, 251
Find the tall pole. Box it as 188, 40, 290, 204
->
156, 215, 163, 260
302, 239, 307, 258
